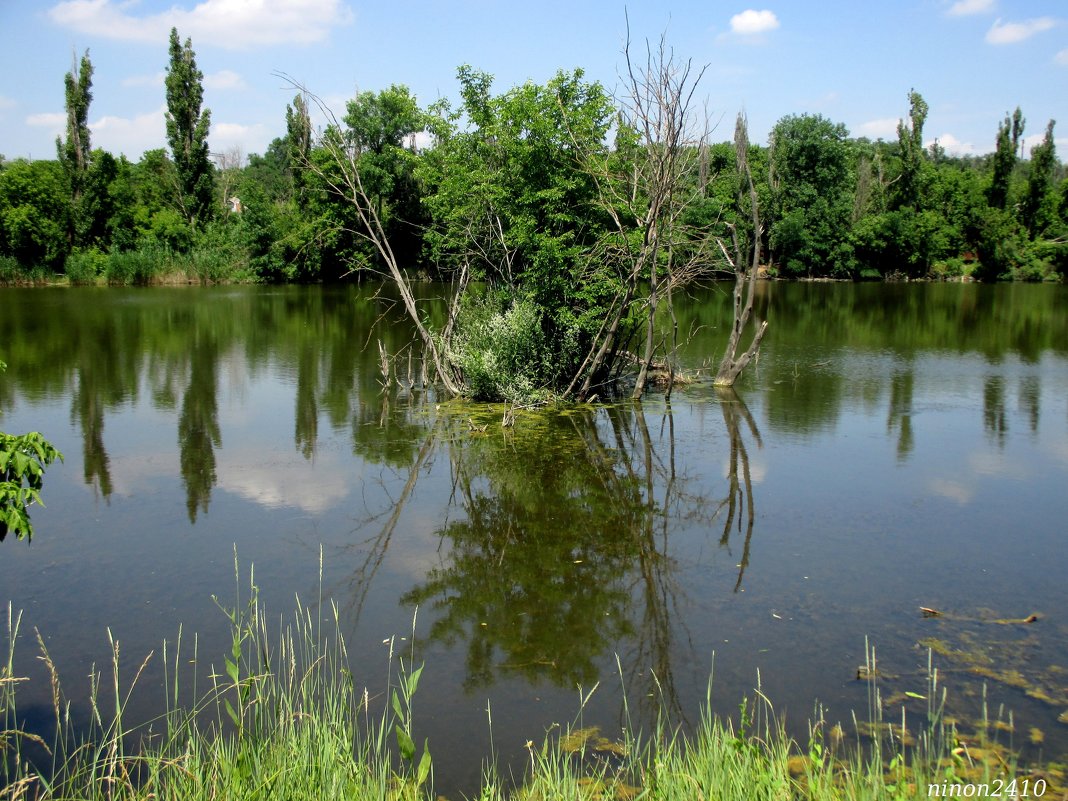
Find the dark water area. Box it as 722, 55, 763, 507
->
1, 281, 1066, 795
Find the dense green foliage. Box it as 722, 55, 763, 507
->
419, 67, 620, 398
769, 114, 854, 277
1, 42, 1065, 297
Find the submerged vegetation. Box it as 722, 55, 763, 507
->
2, 565, 1061, 801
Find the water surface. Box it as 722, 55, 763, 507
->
2, 282, 1066, 794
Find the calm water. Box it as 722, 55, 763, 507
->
2, 282, 1067, 794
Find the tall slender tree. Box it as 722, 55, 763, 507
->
57, 49, 93, 244
285, 93, 312, 207
165, 28, 214, 227
892, 89, 928, 210
988, 107, 1024, 210
1022, 119, 1056, 235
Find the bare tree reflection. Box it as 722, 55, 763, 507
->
713, 388, 762, 593
342, 416, 441, 624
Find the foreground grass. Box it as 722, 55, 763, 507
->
2, 569, 1058, 800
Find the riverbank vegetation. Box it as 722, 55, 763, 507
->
2, 35, 1064, 289
3, 569, 1057, 801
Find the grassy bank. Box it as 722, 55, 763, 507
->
2, 569, 1059, 800
1, 242, 258, 288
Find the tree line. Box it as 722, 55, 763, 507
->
1, 36, 1064, 287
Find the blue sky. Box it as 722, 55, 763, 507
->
1, 0, 1065, 164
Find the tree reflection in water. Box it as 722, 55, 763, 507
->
344, 388, 761, 721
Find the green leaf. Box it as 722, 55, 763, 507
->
224, 698, 240, 727
225, 657, 239, 684
391, 688, 403, 721
416, 740, 432, 786
406, 663, 423, 697
395, 724, 415, 762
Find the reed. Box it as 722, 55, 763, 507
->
0, 565, 1046, 801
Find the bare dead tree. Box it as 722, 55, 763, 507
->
713, 115, 768, 387
564, 22, 715, 401
280, 77, 464, 397
213, 145, 245, 211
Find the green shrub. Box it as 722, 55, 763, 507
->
450, 294, 555, 403
64, 247, 108, 284
106, 245, 164, 285
0, 254, 22, 283
931, 257, 967, 280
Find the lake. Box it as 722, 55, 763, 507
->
1, 281, 1066, 795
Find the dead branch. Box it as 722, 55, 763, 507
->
713, 114, 768, 387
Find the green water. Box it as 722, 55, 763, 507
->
1, 281, 1066, 794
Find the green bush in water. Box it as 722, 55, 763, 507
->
449, 293, 556, 403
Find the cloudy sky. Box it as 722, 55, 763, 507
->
0, 0, 1065, 163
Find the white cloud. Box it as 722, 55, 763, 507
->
729, 9, 780, 35
928, 133, 978, 156
204, 70, 246, 90
1056, 48, 1068, 65
122, 72, 165, 88
1020, 132, 1068, 158
48, 0, 354, 50
985, 17, 1057, 45
411, 130, 434, 151
90, 105, 167, 159
1022, 132, 1045, 157
856, 117, 899, 139
0, 95, 16, 110
946, 0, 995, 17
210, 121, 271, 156
26, 112, 67, 141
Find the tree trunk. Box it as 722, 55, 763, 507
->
714, 115, 768, 387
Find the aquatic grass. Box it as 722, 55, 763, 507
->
1, 554, 432, 800
0, 568, 1052, 801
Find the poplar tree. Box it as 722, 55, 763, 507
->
57, 50, 93, 243
1021, 119, 1055, 235
285, 93, 312, 208
988, 107, 1024, 210
893, 89, 928, 210
165, 28, 214, 227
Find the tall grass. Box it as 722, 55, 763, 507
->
0, 256, 54, 286
1, 567, 1046, 801
2, 555, 429, 800
62, 242, 257, 286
